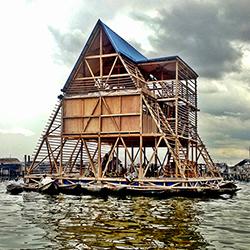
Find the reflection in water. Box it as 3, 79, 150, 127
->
21, 194, 207, 249
0, 182, 250, 249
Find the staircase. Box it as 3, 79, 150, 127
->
142, 95, 190, 178
190, 127, 221, 177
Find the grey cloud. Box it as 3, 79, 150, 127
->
49, 0, 250, 79
49, 26, 86, 66
129, 40, 145, 54
48, 0, 169, 66
48, 3, 113, 66
199, 82, 219, 94
132, 0, 250, 79
198, 112, 250, 163
198, 79, 250, 120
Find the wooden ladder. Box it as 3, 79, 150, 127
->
190, 127, 220, 177
142, 95, 190, 178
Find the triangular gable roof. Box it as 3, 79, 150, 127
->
62, 19, 147, 92
62, 19, 198, 92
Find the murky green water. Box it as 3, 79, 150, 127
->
0, 182, 249, 250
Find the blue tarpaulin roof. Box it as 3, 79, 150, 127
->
100, 21, 147, 63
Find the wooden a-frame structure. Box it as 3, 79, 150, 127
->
25, 20, 221, 189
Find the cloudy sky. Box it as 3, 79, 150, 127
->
0, 0, 249, 165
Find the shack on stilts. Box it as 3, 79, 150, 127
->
24, 20, 238, 197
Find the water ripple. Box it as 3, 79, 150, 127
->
0, 182, 249, 249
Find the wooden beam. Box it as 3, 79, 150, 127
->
102, 137, 119, 177
104, 56, 118, 86
83, 97, 100, 132
28, 102, 62, 173
82, 139, 97, 177
85, 59, 97, 84
75, 73, 130, 81
120, 137, 135, 170
85, 53, 118, 59
46, 139, 59, 173
143, 136, 163, 177
101, 97, 120, 131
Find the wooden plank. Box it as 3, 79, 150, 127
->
121, 116, 140, 131
84, 118, 99, 133
64, 99, 82, 117
64, 119, 82, 134
75, 73, 130, 80
101, 97, 120, 130
84, 97, 100, 116
102, 117, 119, 132
121, 95, 140, 113
102, 96, 120, 114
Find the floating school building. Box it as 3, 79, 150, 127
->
25, 20, 224, 194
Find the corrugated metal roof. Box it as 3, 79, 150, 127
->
100, 21, 147, 63
137, 56, 178, 64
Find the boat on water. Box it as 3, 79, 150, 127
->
6, 176, 59, 195
39, 181, 59, 195
58, 183, 82, 195
6, 177, 240, 198
6, 183, 23, 195
86, 181, 240, 198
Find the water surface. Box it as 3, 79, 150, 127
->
0, 182, 249, 249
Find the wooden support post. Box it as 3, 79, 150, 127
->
98, 135, 102, 179
45, 138, 53, 174
191, 143, 194, 163
139, 135, 143, 180
80, 139, 83, 176
131, 145, 134, 162
143, 146, 146, 165
155, 137, 158, 166
125, 146, 127, 169
59, 136, 63, 176
116, 144, 119, 171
